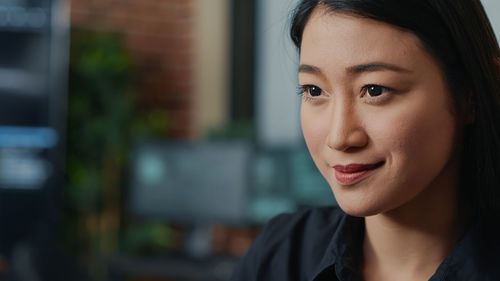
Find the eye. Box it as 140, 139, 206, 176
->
302, 85, 323, 97
363, 85, 391, 97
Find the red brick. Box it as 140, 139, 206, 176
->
70, 0, 196, 138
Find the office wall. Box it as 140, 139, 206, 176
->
482, 0, 500, 41
71, 0, 196, 138
192, 0, 230, 138
255, 0, 301, 148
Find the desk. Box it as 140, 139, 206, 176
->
106, 255, 239, 281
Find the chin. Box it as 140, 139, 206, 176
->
338, 205, 380, 217
334, 196, 386, 217
328, 177, 401, 217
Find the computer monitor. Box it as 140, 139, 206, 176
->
128, 140, 253, 226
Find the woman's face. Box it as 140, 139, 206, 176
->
299, 8, 462, 216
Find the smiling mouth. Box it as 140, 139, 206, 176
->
333, 161, 385, 186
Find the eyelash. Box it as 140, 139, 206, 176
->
361, 84, 393, 101
297, 85, 325, 103
298, 84, 393, 103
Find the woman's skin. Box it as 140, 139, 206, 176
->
299, 6, 468, 281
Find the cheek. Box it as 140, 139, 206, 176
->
301, 106, 329, 163
369, 97, 457, 183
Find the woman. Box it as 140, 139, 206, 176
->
231, 0, 500, 280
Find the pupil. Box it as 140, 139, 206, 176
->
368, 86, 383, 96
310, 86, 322, 96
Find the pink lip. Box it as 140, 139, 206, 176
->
333, 162, 384, 186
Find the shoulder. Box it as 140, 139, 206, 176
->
230, 206, 346, 281
437, 218, 500, 280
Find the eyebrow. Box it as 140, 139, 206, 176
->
298, 64, 322, 74
346, 62, 411, 74
298, 62, 411, 75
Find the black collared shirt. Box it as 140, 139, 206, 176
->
230, 206, 500, 281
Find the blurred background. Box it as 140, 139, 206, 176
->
0, 0, 498, 280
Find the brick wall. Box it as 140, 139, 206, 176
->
70, 0, 194, 138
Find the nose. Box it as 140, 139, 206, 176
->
327, 101, 369, 152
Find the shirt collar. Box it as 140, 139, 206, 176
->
311, 212, 494, 281
312, 212, 364, 281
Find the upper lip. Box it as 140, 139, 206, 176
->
333, 162, 384, 173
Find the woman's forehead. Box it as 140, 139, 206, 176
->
299, 7, 430, 76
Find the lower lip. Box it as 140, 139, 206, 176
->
334, 165, 382, 186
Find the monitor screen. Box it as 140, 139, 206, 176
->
128, 141, 253, 225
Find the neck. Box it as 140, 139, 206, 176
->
361, 162, 465, 281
